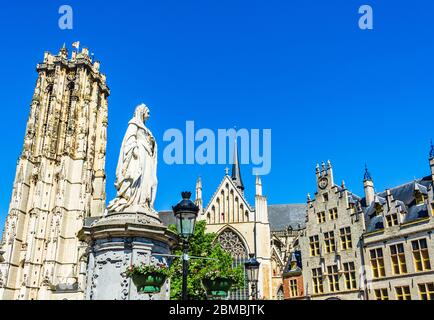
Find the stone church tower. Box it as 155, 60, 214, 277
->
0, 46, 109, 300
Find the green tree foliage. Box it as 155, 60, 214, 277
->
168, 221, 244, 300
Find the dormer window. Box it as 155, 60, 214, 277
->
415, 191, 425, 206
385, 213, 399, 227
375, 203, 383, 216
322, 193, 329, 202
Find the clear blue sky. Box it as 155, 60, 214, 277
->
0, 1, 434, 230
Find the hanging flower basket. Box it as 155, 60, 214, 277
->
202, 276, 234, 298
126, 263, 169, 294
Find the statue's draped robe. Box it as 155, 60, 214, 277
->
107, 116, 158, 213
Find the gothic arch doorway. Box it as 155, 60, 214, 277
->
217, 228, 249, 300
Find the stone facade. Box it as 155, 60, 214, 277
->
0, 46, 109, 300
294, 149, 434, 300
361, 152, 434, 300
299, 161, 366, 300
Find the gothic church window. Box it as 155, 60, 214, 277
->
217, 229, 248, 300
276, 286, 284, 300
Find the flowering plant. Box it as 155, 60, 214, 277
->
201, 268, 243, 284
125, 262, 170, 278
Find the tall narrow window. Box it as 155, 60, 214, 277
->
316, 211, 326, 224
412, 238, 431, 272
218, 229, 249, 300
327, 265, 340, 292
374, 288, 389, 300
289, 279, 298, 297
329, 208, 338, 220
343, 262, 356, 290
385, 213, 399, 227
370, 248, 386, 278
418, 283, 434, 300
390, 243, 407, 275
309, 235, 320, 257
395, 286, 411, 300
340, 227, 352, 250
312, 268, 324, 294
324, 231, 336, 253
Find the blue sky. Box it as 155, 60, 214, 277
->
0, 1, 434, 229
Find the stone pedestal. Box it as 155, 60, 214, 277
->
79, 212, 178, 300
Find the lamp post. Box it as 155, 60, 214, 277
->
244, 253, 260, 300
172, 191, 199, 300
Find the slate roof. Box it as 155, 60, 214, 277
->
267, 204, 307, 232
159, 210, 177, 227
158, 204, 308, 232
363, 176, 433, 232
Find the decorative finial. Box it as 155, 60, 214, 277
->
225, 167, 229, 175
364, 163, 373, 182
341, 180, 346, 189
315, 163, 320, 173
307, 193, 311, 202
321, 161, 326, 171
327, 160, 332, 169
181, 191, 192, 200
430, 139, 434, 159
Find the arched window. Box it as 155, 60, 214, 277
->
218, 228, 249, 300
276, 286, 284, 300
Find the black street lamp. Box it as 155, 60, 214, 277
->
172, 191, 200, 300
244, 253, 260, 300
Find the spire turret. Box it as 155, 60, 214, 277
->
363, 164, 373, 182
231, 140, 244, 192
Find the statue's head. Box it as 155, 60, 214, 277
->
134, 104, 150, 123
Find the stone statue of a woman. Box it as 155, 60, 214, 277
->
107, 104, 158, 214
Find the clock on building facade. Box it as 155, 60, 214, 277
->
318, 177, 328, 190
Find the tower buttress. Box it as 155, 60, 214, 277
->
195, 176, 203, 213
256, 176, 262, 196
0, 44, 109, 300
429, 140, 434, 184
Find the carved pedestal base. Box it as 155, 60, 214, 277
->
79, 212, 178, 300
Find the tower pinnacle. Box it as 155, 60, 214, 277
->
363, 164, 373, 182
430, 139, 434, 160
231, 140, 244, 192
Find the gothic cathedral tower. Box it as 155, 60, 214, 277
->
0, 46, 109, 300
